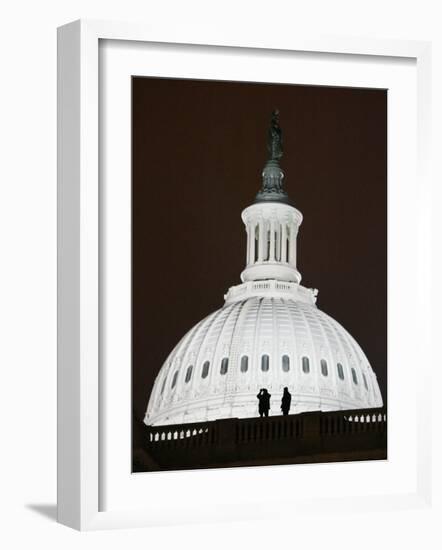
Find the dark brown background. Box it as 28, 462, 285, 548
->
132, 77, 387, 440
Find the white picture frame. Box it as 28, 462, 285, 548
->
57, 19, 433, 531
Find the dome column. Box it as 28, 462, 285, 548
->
289, 223, 298, 267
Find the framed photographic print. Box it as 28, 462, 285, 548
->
132, 78, 387, 474
57, 20, 432, 530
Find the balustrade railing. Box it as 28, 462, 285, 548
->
146, 407, 387, 450
148, 419, 214, 448
319, 408, 387, 436
235, 415, 304, 443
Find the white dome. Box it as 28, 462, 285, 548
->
145, 281, 383, 426
144, 117, 383, 427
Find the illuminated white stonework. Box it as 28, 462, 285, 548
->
145, 115, 383, 426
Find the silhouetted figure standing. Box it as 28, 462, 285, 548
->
281, 387, 292, 416
257, 388, 271, 417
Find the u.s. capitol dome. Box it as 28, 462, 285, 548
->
145, 111, 383, 427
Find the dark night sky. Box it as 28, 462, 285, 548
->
132, 77, 387, 428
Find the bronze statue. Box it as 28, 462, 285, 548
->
267, 109, 283, 161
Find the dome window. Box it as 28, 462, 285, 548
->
220, 358, 229, 375
351, 368, 358, 385
302, 356, 310, 374
363, 373, 368, 390
261, 354, 270, 372
160, 377, 166, 395
320, 359, 328, 377
240, 356, 249, 373
282, 355, 290, 372
171, 371, 178, 389
185, 365, 193, 383
337, 363, 345, 380
201, 361, 210, 379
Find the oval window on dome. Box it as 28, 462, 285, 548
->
160, 377, 166, 395
282, 355, 290, 372
240, 356, 248, 373
320, 359, 328, 377
201, 361, 210, 379
220, 357, 229, 375
363, 373, 368, 390
261, 354, 269, 372
171, 371, 178, 389
185, 365, 193, 383
351, 368, 358, 385
302, 356, 310, 374
337, 363, 345, 380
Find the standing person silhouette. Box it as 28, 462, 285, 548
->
257, 388, 271, 417
281, 387, 292, 416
